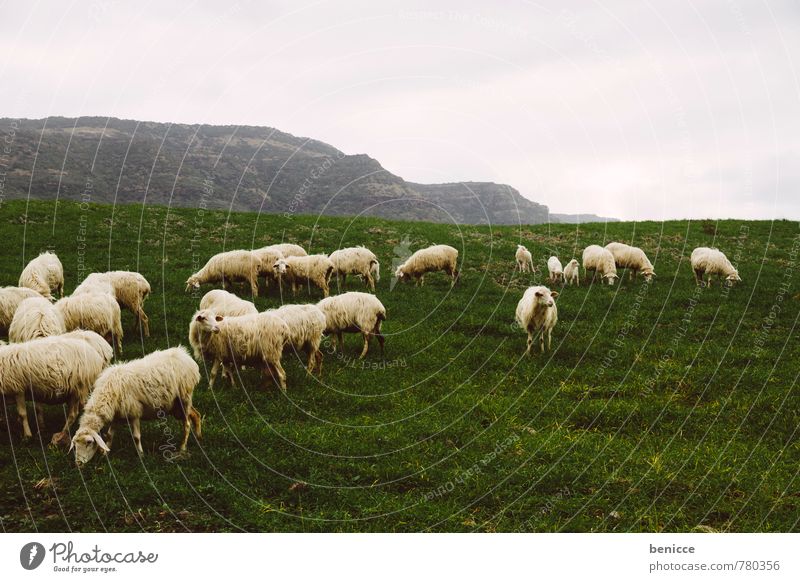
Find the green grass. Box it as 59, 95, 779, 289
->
1, 199, 798, 532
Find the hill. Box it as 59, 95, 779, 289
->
0, 199, 797, 532
0, 116, 551, 224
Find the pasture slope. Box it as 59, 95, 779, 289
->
0, 199, 798, 533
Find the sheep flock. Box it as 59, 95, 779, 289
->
0, 235, 743, 466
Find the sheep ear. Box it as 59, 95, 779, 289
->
550, 291, 559, 299
534, 291, 543, 297
196, 314, 205, 322
91, 430, 110, 452
215, 315, 223, 322
68, 438, 75, 453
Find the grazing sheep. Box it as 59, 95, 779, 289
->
269, 304, 326, 375
394, 244, 459, 286
515, 245, 534, 273
18, 252, 64, 299
329, 246, 381, 291
605, 242, 656, 282
75, 271, 152, 336
199, 289, 257, 317
265, 243, 307, 258
547, 256, 564, 283
273, 254, 334, 298
0, 286, 42, 335
251, 246, 285, 290
0, 331, 112, 443
582, 245, 618, 285
8, 296, 66, 343
70, 347, 202, 465
189, 309, 289, 390
317, 292, 386, 358
185, 250, 261, 298
56, 292, 124, 354
515, 286, 559, 355
563, 259, 580, 286
691, 247, 742, 286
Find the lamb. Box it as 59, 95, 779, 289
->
563, 259, 580, 286
273, 254, 335, 298
55, 292, 124, 354
582, 245, 618, 285
18, 251, 64, 299
189, 309, 289, 390
690, 247, 742, 286
8, 296, 66, 343
0, 330, 112, 443
269, 304, 326, 375
317, 292, 386, 358
0, 286, 41, 335
605, 242, 656, 282
199, 289, 257, 317
75, 271, 152, 336
515, 286, 559, 355
547, 256, 564, 283
394, 244, 459, 286
329, 246, 381, 291
515, 245, 534, 273
185, 250, 261, 298
70, 347, 202, 465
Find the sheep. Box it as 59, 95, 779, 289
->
563, 259, 580, 286
189, 309, 289, 390
691, 247, 742, 286
515, 245, 534, 273
70, 347, 202, 465
273, 254, 334, 298
199, 289, 257, 317
582, 245, 618, 285
18, 252, 64, 299
317, 292, 386, 358
75, 271, 152, 336
8, 296, 66, 343
185, 250, 261, 298
0, 286, 42, 336
547, 256, 564, 283
329, 246, 380, 291
605, 242, 656, 282
0, 330, 112, 443
515, 286, 559, 355
394, 244, 459, 286
269, 304, 326, 375
251, 246, 285, 290
55, 292, 124, 354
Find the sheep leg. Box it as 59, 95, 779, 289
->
179, 415, 191, 452
15, 394, 32, 439
365, 273, 375, 291
340, 273, 347, 289
137, 308, 150, 337
265, 361, 287, 391
33, 403, 45, 433
321, 281, 330, 298
337, 331, 344, 352
189, 408, 202, 439
547, 329, 552, 351
104, 423, 115, 451
525, 331, 533, 356
315, 349, 324, 375
360, 333, 371, 359
208, 359, 220, 389
132, 417, 143, 455
250, 276, 259, 298
374, 323, 385, 356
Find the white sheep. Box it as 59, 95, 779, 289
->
582, 245, 618, 285
75, 271, 152, 336
317, 292, 386, 358
186, 250, 261, 297
0, 286, 42, 335
18, 251, 64, 299
8, 296, 66, 343
515, 245, 534, 273
691, 247, 742, 286
273, 254, 334, 298
605, 242, 656, 282
56, 292, 124, 354
394, 244, 459, 286
0, 330, 112, 443
563, 259, 580, 286
269, 304, 326, 375
515, 286, 559, 355
70, 346, 202, 465
547, 256, 564, 283
329, 246, 380, 291
251, 246, 285, 290
199, 289, 258, 317
265, 243, 307, 258
189, 309, 289, 390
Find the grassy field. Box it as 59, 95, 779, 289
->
0, 199, 798, 532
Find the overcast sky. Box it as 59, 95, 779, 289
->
1, 0, 798, 220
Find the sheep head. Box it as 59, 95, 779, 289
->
71, 428, 110, 467
194, 310, 223, 334
534, 288, 558, 308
